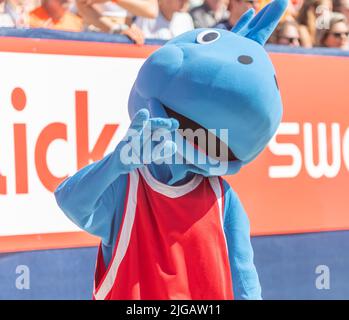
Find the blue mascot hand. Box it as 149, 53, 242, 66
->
114, 108, 179, 175
54, 108, 179, 244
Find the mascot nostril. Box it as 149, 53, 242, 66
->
274, 75, 280, 90
238, 55, 254, 64
55, 0, 289, 301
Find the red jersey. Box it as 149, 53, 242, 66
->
93, 167, 233, 300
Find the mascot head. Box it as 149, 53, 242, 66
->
129, 0, 288, 177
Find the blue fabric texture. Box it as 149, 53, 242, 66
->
55, 0, 288, 300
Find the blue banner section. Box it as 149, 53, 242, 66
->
0, 231, 348, 299
253, 231, 349, 300
1, 27, 349, 57
0, 27, 166, 46
0, 247, 97, 300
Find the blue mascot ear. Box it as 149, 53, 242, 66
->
231, 8, 255, 33
232, 0, 288, 45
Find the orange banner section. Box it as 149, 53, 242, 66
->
0, 36, 158, 57
0, 38, 348, 253
0, 232, 99, 253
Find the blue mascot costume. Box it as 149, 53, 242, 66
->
55, 0, 288, 300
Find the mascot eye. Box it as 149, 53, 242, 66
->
196, 30, 221, 44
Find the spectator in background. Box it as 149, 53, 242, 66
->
297, 0, 332, 47
215, 0, 260, 30
134, 0, 194, 40
30, 0, 83, 31
316, 12, 349, 48
0, 0, 14, 26
269, 20, 301, 46
333, 0, 349, 21
78, 2, 130, 33
287, 0, 304, 18
75, 0, 158, 40
0, 0, 30, 27
190, 0, 228, 28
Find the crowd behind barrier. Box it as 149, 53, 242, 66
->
0, 0, 348, 49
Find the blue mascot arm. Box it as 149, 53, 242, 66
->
54, 152, 128, 245
222, 180, 262, 300
54, 109, 178, 245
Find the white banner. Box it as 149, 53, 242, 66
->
0, 52, 144, 236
